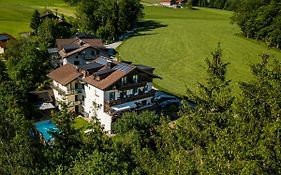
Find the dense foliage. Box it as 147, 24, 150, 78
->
63, 0, 81, 6
30, 10, 74, 47
4, 38, 51, 92
75, 0, 143, 42
232, 0, 281, 49
192, 0, 240, 10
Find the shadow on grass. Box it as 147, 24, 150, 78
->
129, 20, 168, 38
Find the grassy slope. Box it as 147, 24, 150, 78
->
117, 6, 281, 96
0, 0, 74, 37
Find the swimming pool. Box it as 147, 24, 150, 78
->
35, 120, 58, 142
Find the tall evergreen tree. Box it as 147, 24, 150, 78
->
30, 9, 41, 33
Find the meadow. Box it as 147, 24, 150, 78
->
1, 1, 281, 96
117, 6, 281, 96
0, 0, 74, 37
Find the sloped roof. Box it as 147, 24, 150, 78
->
58, 43, 92, 58
56, 37, 104, 51
28, 90, 54, 103
0, 33, 16, 48
83, 69, 132, 90
81, 57, 161, 90
48, 64, 82, 85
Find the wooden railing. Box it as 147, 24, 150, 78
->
51, 85, 82, 96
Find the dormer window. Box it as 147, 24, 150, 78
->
133, 75, 139, 83
91, 51, 95, 56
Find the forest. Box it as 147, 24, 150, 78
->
192, 0, 240, 10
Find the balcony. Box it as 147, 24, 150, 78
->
105, 101, 157, 120
51, 85, 83, 96
105, 90, 156, 107
68, 101, 80, 107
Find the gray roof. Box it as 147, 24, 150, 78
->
95, 68, 114, 76
78, 62, 103, 71
95, 56, 111, 65
135, 64, 154, 70
36, 103, 55, 110
47, 48, 58, 54
0, 35, 9, 41
113, 63, 135, 73
63, 44, 80, 52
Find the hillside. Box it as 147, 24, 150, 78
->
117, 6, 281, 96
0, 0, 74, 36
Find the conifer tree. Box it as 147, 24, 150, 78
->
30, 9, 41, 33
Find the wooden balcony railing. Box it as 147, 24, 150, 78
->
68, 101, 81, 107
51, 85, 82, 96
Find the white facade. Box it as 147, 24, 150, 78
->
52, 80, 80, 112
0, 47, 4, 54
79, 82, 154, 133
160, 2, 171, 6
82, 83, 113, 132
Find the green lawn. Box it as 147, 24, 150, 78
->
73, 117, 91, 131
117, 6, 281, 96
0, 0, 74, 37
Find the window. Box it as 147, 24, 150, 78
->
75, 95, 78, 101
75, 83, 79, 89
144, 85, 148, 92
141, 100, 147, 106
120, 91, 127, 99
133, 88, 138, 95
133, 75, 139, 83
109, 92, 115, 101
91, 51, 95, 56
97, 50, 100, 55
95, 89, 99, 97
74, 61, 80, 65
121, 77, 127, 85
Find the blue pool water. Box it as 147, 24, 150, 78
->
35, 120, 58, 141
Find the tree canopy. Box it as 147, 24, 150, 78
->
232, 0, 281, 49
76, 0, 143, 42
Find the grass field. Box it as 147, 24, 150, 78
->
0, 0, 74, 37
117, 6, 281, 96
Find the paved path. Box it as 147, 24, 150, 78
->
105, 41, 123, 49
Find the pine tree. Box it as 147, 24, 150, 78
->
30, 9, 41, 33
